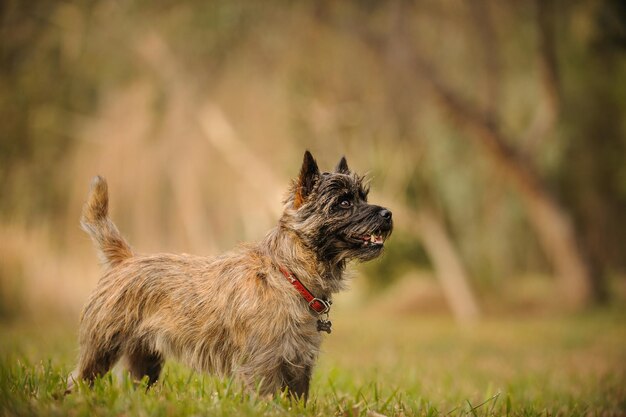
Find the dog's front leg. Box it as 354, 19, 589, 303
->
279, 361, 312, 402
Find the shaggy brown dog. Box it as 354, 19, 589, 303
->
71, 151, 392, 400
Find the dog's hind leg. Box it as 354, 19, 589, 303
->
125, 347, 164, 387
77, 341, 122, 386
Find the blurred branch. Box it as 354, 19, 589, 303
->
412, 55, 542, 189
523, 0, 561, 151
536, 0, 561, 117
136, 31, 283, 221
379, 196, 481, 324
414, 208, 481, 324
407, 53, 599, 309
468, 0, 501, 115
376, 142, 481, 324
197, 103, 284, 218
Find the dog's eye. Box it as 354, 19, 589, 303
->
339, 199, 353, 209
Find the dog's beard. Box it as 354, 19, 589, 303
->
307, 212, 393, 265
340, 223, 392, 262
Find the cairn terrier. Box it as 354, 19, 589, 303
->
71, 151, 392, 400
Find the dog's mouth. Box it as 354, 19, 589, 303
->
354, 231, 388, 247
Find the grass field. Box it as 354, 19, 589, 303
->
1, 308, 625, 417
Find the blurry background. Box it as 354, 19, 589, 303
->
1, 0, 626, 323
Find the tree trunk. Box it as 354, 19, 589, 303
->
380, 198, 481, 324
413, 59, 599, 309
415, 208, 481, 323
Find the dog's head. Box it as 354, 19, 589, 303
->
282, 151, 393, 265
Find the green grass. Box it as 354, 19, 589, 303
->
1, 309, 625, 416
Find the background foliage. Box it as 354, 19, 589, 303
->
2, 0, 625, 317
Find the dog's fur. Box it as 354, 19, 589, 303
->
71, 151, 392, 399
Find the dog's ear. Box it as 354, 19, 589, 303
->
294, 150, 320, 209
335, 156, 350, 174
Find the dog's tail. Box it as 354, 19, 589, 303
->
81, 176, 133, 269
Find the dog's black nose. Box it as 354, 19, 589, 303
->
379, 209, 392, 220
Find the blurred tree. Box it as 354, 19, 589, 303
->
559, 0, 626, 281
400, 0, 605, 308
323, 0, 623, 309
2, 0, 625, 317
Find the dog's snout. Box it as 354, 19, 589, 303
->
379, 209, 392, 221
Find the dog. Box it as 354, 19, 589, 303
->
70, 150, 392, 400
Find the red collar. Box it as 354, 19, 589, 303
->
278, 265, 331, 315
